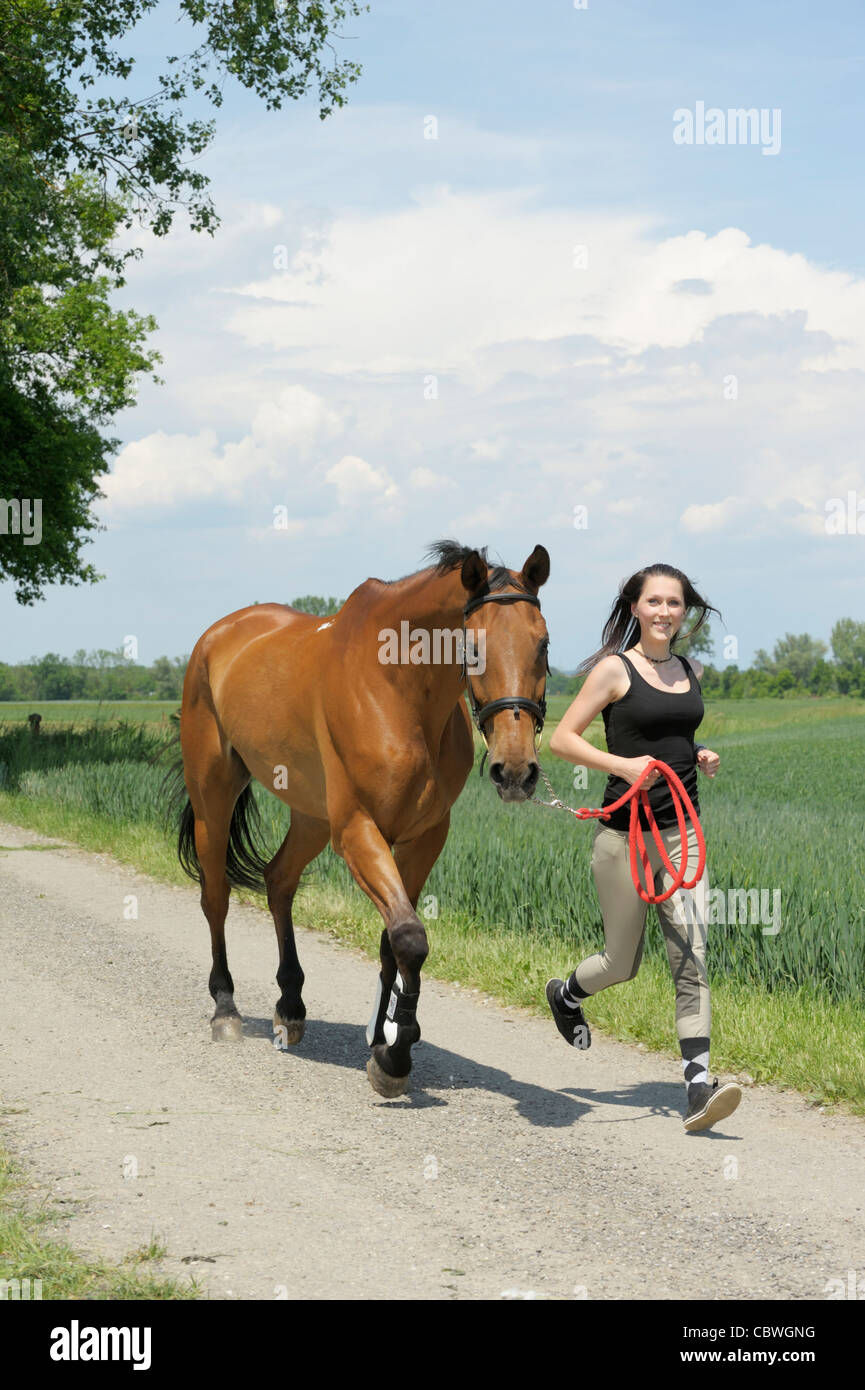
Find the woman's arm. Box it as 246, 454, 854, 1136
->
549, 657, 659, 785
689, 659, 720, 777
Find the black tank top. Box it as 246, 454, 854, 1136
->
600, 652, 703, 831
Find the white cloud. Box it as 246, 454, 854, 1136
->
119, 201, 285, 274
680, 498, 746, 533
469, 439, 505, 460
325, 454, 399, 506
409, 467, 456, 489
224, 188, 865, 377
607, 497, 646, 516
250, 385, 343, 453
99, 427, 242, 511
101, 386, 345, 514
105, 189, 865, 547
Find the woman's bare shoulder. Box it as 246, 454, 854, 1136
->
589, 653, 630, 699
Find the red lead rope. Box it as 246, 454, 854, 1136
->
574, 759, 705, 904
535, 758, 706, 904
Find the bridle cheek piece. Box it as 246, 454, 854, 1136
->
460, 591, 551, 777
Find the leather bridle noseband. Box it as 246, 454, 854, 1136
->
460, 590, 550, 776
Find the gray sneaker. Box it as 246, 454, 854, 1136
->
684, 1077, 742, 1132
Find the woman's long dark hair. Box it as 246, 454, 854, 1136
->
578, 563, 722, 675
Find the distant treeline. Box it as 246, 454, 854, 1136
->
0, 651, 188, 702
546, 618, 865, 699
0, 596, 340, 704
2, 616, 864, 704
546, 660, 865, 699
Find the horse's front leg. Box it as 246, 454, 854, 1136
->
366, 814, 452, 1064
334, 810, 447, 1097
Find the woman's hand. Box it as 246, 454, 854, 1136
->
696, 748, 720, 778
615, 755, 662, 788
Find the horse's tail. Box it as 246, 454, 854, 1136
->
222, 783, 273, 893
160, 734, 273, 895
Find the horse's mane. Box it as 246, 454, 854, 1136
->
381, 539, 532, 595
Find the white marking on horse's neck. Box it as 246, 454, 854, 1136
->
316, 620, 334, 632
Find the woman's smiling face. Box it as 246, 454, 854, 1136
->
631, 575, 686, 640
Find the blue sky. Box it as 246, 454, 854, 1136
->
2, 0, 864, 668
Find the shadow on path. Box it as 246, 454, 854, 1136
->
239, 1014, 738, 1133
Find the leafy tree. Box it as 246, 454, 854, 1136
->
752, 647, 774, 673
747, 669, 773, 697
830, 618, 865, 667
31, 652, 77, 699
151, 654, 187, 699
0, 662, 17, 699
771, 633, 827, 682
835, 662, 865, 697
288, 595, 344, 615
0, 0, 366, 604
770, 667, 797, 695
0, 151, 160, 602
808, 659, 834, 696
0, 1, 367, 240
678, 618, 714, 660
753, 633, 827, 681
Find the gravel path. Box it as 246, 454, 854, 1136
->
1, 820, 862, 1301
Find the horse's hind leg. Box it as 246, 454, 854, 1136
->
265, 810, 330, 1047
194, 798, 243, 1041
184, 734, 250, 1041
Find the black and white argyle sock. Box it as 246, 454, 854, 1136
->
559, 970, 590, 1011
681, 1036, 710, 1096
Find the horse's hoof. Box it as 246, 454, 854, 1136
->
211, 1015, 243, 1042
366, 1054, 409, 1098
273, 1013, 305, 1048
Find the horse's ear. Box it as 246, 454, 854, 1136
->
460, 548, 488, 597
519, 544, 550, 595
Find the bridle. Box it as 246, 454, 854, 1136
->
460, 590, 550, 776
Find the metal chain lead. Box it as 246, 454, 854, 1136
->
530, 765, 585, 818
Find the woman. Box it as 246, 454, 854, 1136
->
546, 563, 742, 1133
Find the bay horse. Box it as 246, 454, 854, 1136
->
172, 539, 550, 1096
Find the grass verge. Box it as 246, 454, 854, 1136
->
0, 1146, 199, 1300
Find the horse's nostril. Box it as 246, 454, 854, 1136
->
489, 762, 505, 784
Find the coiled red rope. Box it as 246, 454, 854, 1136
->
535, 758, 705, 904
576, 759, 705, 904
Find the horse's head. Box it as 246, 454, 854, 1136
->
461, 544, 550, 802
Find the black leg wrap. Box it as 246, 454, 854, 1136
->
369, 972, 421, 1077
386, 982, 420, 1031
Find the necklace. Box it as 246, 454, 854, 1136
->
635, 644, 674, 665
